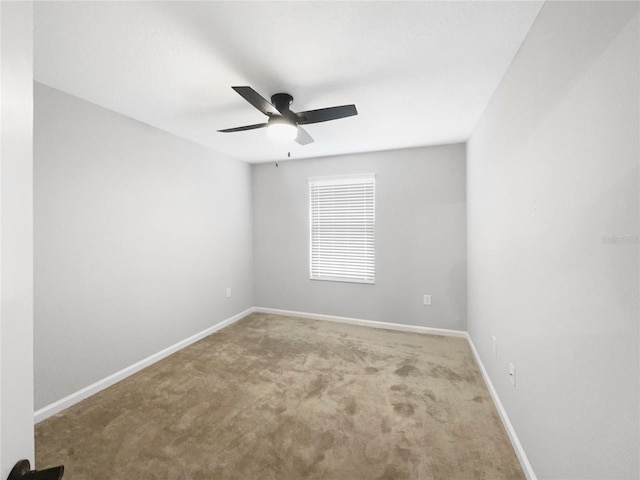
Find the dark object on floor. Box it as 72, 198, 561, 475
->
8, 460, 63, 480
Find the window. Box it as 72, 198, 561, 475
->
309, 174, 375, 284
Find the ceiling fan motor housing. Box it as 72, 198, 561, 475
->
270, 93, 293, 112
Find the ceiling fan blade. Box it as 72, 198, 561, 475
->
296, 104, 358, 125
295, 126, 314, 145
218, 123, 268, 133
232, 86, 279, 116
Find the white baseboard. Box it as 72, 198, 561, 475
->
34, 307, 255, 424
253, 306, 468, 338
467, 336, 537, 480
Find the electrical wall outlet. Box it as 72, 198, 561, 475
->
423, 294, 432, 306
509, 363, 516, 387
226, 287, 231, 298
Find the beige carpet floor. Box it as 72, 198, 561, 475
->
36, 312, 525, 479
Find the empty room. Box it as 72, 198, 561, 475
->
1, 1, 638, 479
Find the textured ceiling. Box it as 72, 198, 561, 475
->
34, 1, 543, 163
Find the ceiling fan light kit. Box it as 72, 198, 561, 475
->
267, 116, 298, 142
218, 86, 357, 145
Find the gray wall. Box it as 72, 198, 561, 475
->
467, 3, 639, 479
1, 2, 35, 474
252, 145, 466, 330
34, 83, 253, 410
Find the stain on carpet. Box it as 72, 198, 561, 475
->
394, 363, 419, 377
35, 313, 525, 479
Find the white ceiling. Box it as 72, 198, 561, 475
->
34, 1, 543, 163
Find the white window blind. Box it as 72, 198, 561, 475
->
309, 174, 375, 284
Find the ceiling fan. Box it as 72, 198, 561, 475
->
218, 86, 358, 145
